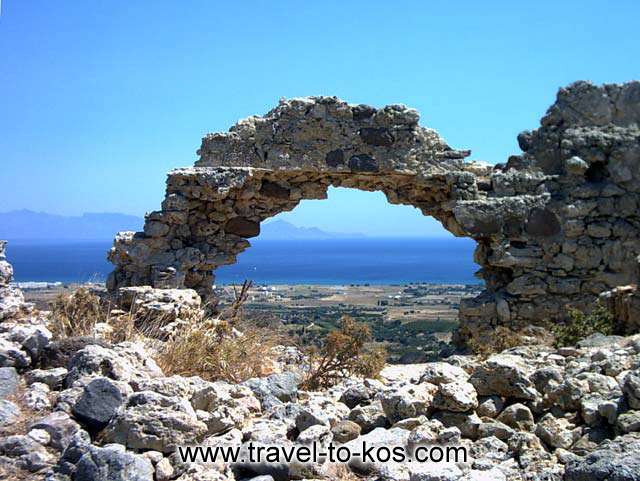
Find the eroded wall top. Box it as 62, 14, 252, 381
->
196, 96, 471, 175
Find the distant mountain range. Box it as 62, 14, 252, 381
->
0, 211, 363, 241
259, 220, 365, 240
0, 210, 143, 241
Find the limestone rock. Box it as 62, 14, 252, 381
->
191, 381, 261, 434
74, 444, 154, 481
535, 413, 578, 449
476, 395, 504, 418
348, 400, 388, 433
419, 362, 469, 385
0, 366, 19, 399
117, 286, 202, 330
30, 411, 81, 451
331, 420, 361, 443
243, 372, 301, 409
564, 433, 640, 480
103, 391, 208, 453
24, 382, 51, 411
616, 410, 640, 434
0, 399, 20, 426
25, 367, 68, 389
0, 434, 54, 472
66, 342, 163, 386
432, 381, 478, 412
381, 383, 437, 423
470, 354, 538, 400
496, 403, 534, 431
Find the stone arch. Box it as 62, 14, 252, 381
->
108, 81, 640, 345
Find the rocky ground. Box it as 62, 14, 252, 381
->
1, 243, 640, 480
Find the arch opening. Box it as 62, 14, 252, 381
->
212, 187, 482, 362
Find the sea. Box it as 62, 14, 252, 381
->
5, 238, 480, 286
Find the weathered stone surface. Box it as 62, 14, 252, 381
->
103, 391, 207, 453
470, 354, 538, 400
0, 434, 55, 472
73, 377, 125, 430
30, 411, 81, 450
348, 400, 388, 433
0, 241, 25, 320
117, 286, 202, 331
25, 367, 68, 389
0, 366, 19, 399
24, 382, 51, 411
66, 342, 163, 386
106, 82, 640, 346
565, 433, 640, 480
420, 362, 469, 385
496, 403, 534, 431
331, 420, 361, 443
380, 383, 437, 423
74, 444, 154, 481
432, 381, 478, 412
0, 399, 20, 426
243, 372, 301, 409
535, 413, 578, 449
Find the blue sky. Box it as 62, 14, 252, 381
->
1, 1, 638, 237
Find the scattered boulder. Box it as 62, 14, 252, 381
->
0, 434, 54, 472
331, 420, 361, 443
0, 367, 19, 399
476, 395, 504, 418
348, 400, 388, 433
74, 444, 154, 481
470, 354, 538, 400
381, 383, 437, 423
496, 403, 534, 431
565, 433, 640, 481
66, 342, 163, 386
243, 372, 301, 408
432, 381, 478, 412
0, 399, 20, 426
73, 377, 125, 430
420, 362, 470, 385
103, 391, 207, 453
339, 382, 371, 408
30, 411, 81, 451
25, 367, 68, 389
616, 411, 640, 434
535, 413, 579, 449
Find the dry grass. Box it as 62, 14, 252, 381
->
47, 287, 168, 344
47, 287, 107, 338
302, 316, 386, 391
155, 317, 283, 383
155, 280, 289, 383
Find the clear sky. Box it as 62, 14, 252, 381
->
1, 1, 638, 237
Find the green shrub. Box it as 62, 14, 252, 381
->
553, 302, 615, 347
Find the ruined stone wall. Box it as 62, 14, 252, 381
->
108, 81, 640, 345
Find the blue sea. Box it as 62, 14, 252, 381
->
5, 238, 480, 285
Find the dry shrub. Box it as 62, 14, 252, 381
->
48, 288, 107, 338
302, 316, 386, 391
156, 317, 282, 383
468, 325, 535, 359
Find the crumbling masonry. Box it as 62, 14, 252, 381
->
107, 81, 640, 344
